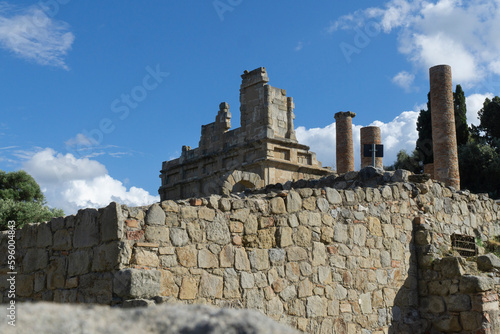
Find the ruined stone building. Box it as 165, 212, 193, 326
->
159, 68, 331, 200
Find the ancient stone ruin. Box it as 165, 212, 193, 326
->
159, 68, 331, 201
2, 65, 500, 333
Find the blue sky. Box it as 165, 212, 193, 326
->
1, 0, 499, 214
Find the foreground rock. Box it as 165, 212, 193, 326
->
4, 302, 299, 334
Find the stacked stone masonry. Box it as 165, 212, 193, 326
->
1, 168, 500, 333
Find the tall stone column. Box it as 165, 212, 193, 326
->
335, 111, 356, 174
429, 65, 460, 189
360, 126, 382, 168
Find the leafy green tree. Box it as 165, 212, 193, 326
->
478, 96, 500, 144
458, 140, 500, 198
394, 150, 421, 174
0, 170, 64, 230
454, 85, 469, 146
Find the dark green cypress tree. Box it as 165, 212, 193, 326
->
453, 85, 469, 146
415, 93, 433, 164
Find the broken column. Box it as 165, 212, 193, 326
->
429, 64, 460, 189
360, 126, 383, 169
335, 111, 356, 174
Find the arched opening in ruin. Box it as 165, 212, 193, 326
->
221, 170, 265, 196
232, 180, 256, 193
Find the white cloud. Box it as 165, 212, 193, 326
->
392, 71, 415, 91
0, 3, 74, 69
295, 41, 304, 51
330, 0, 500, 86
466, 93, 494, 126
296, 110, 419, 170
23, 148, 159, 215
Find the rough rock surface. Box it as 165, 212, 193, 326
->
5, 302, 299, 334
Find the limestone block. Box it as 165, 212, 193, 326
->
223, 268, 240, 298
460, 311, 483, 331
160, 270, 178, 297
445, 294, 471, 312
244, 215, 258, 235
219, 198, 231, 212
36, 223, 52, 248
160, 255, 177, 267
176, 245, 197, 267
359, 292, 372, 314
320, 226, 334, 243
17, 274, 34, 297
179, 276, 198, 300
100, 202, 124, 242
180, 206, 198, 220
146, 204, 166, 225
459, 275, 494, 293
306, 296, 327, 317
312, 242, 327, 266
73, 209, 99, 248
92, 242, 121, 272
199, 272, 223, 298
436, 257, 464, 279
198, 249, 219, 268
22, 248, 48, 273
302, 197, 317, 211
325, 188, 342, 205
47, 257, 66, 290
269, 248, 286, 266
169, 228, 189, 247
317, 198, 330, 213
234, 247, 251, 271
276, 227, 293, 248
286, 190, 302, 213
287, 247, 308, 262
113, 268, 161, 299
206, 215, 231, 245
161, 200, 179, 212
244, 288, 265, 311
267, 297, 284, 320
257, 228, 275, 249
333, 224, 348, 243
219, 244, 235, 268
240, 272, 255, 289
270, 197, 286, 214
248, 249, 270, 271
145, 226, 169, 243
477, 253, 500, 272
420, 296, 445, 313
294, 226, 312, 247
298, 278, 313, 298
352, 224, 367, 247
432, 316, 462, 333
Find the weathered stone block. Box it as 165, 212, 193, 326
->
113, 268, 161, 299
270, 197, 286, 214
445, 294, 471, 312
223, 268, 240, 298
269, 248, 286, 266
100, 202, 124, 242
47, 257, 66, 290
36, 223, 52, 248
477, 253, 500, 272
22, 248, 48, 273
132, 247, 160, 267
286, 190, 302, 213
306, 296, 327, 317
459, 275, 494, 293
234, 247, 251, 271
169, 228, 189, 247
359, 292, 372, 314
240, 272, 255, 289
198, 249, 218, 268
199, 272, 223, 298
287, 247, 308, 262
325, 188, 342, 204
179, 276, 198, 300
176, 245, 197, 267
420, 296, 445, 313
312, 242, 327, 266
92, 242, 120, 272
145, 226, 169, 243
248, 249, 270, 271
180, 206, 198, 220
206, 215, 231, 245
53, 229, 71, 250
276, 227, 293, 248
160, 270, 179, 297
73, 209, 99, 248
146, 204, 166, 225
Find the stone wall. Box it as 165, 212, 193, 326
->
1, 168, 500, 333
